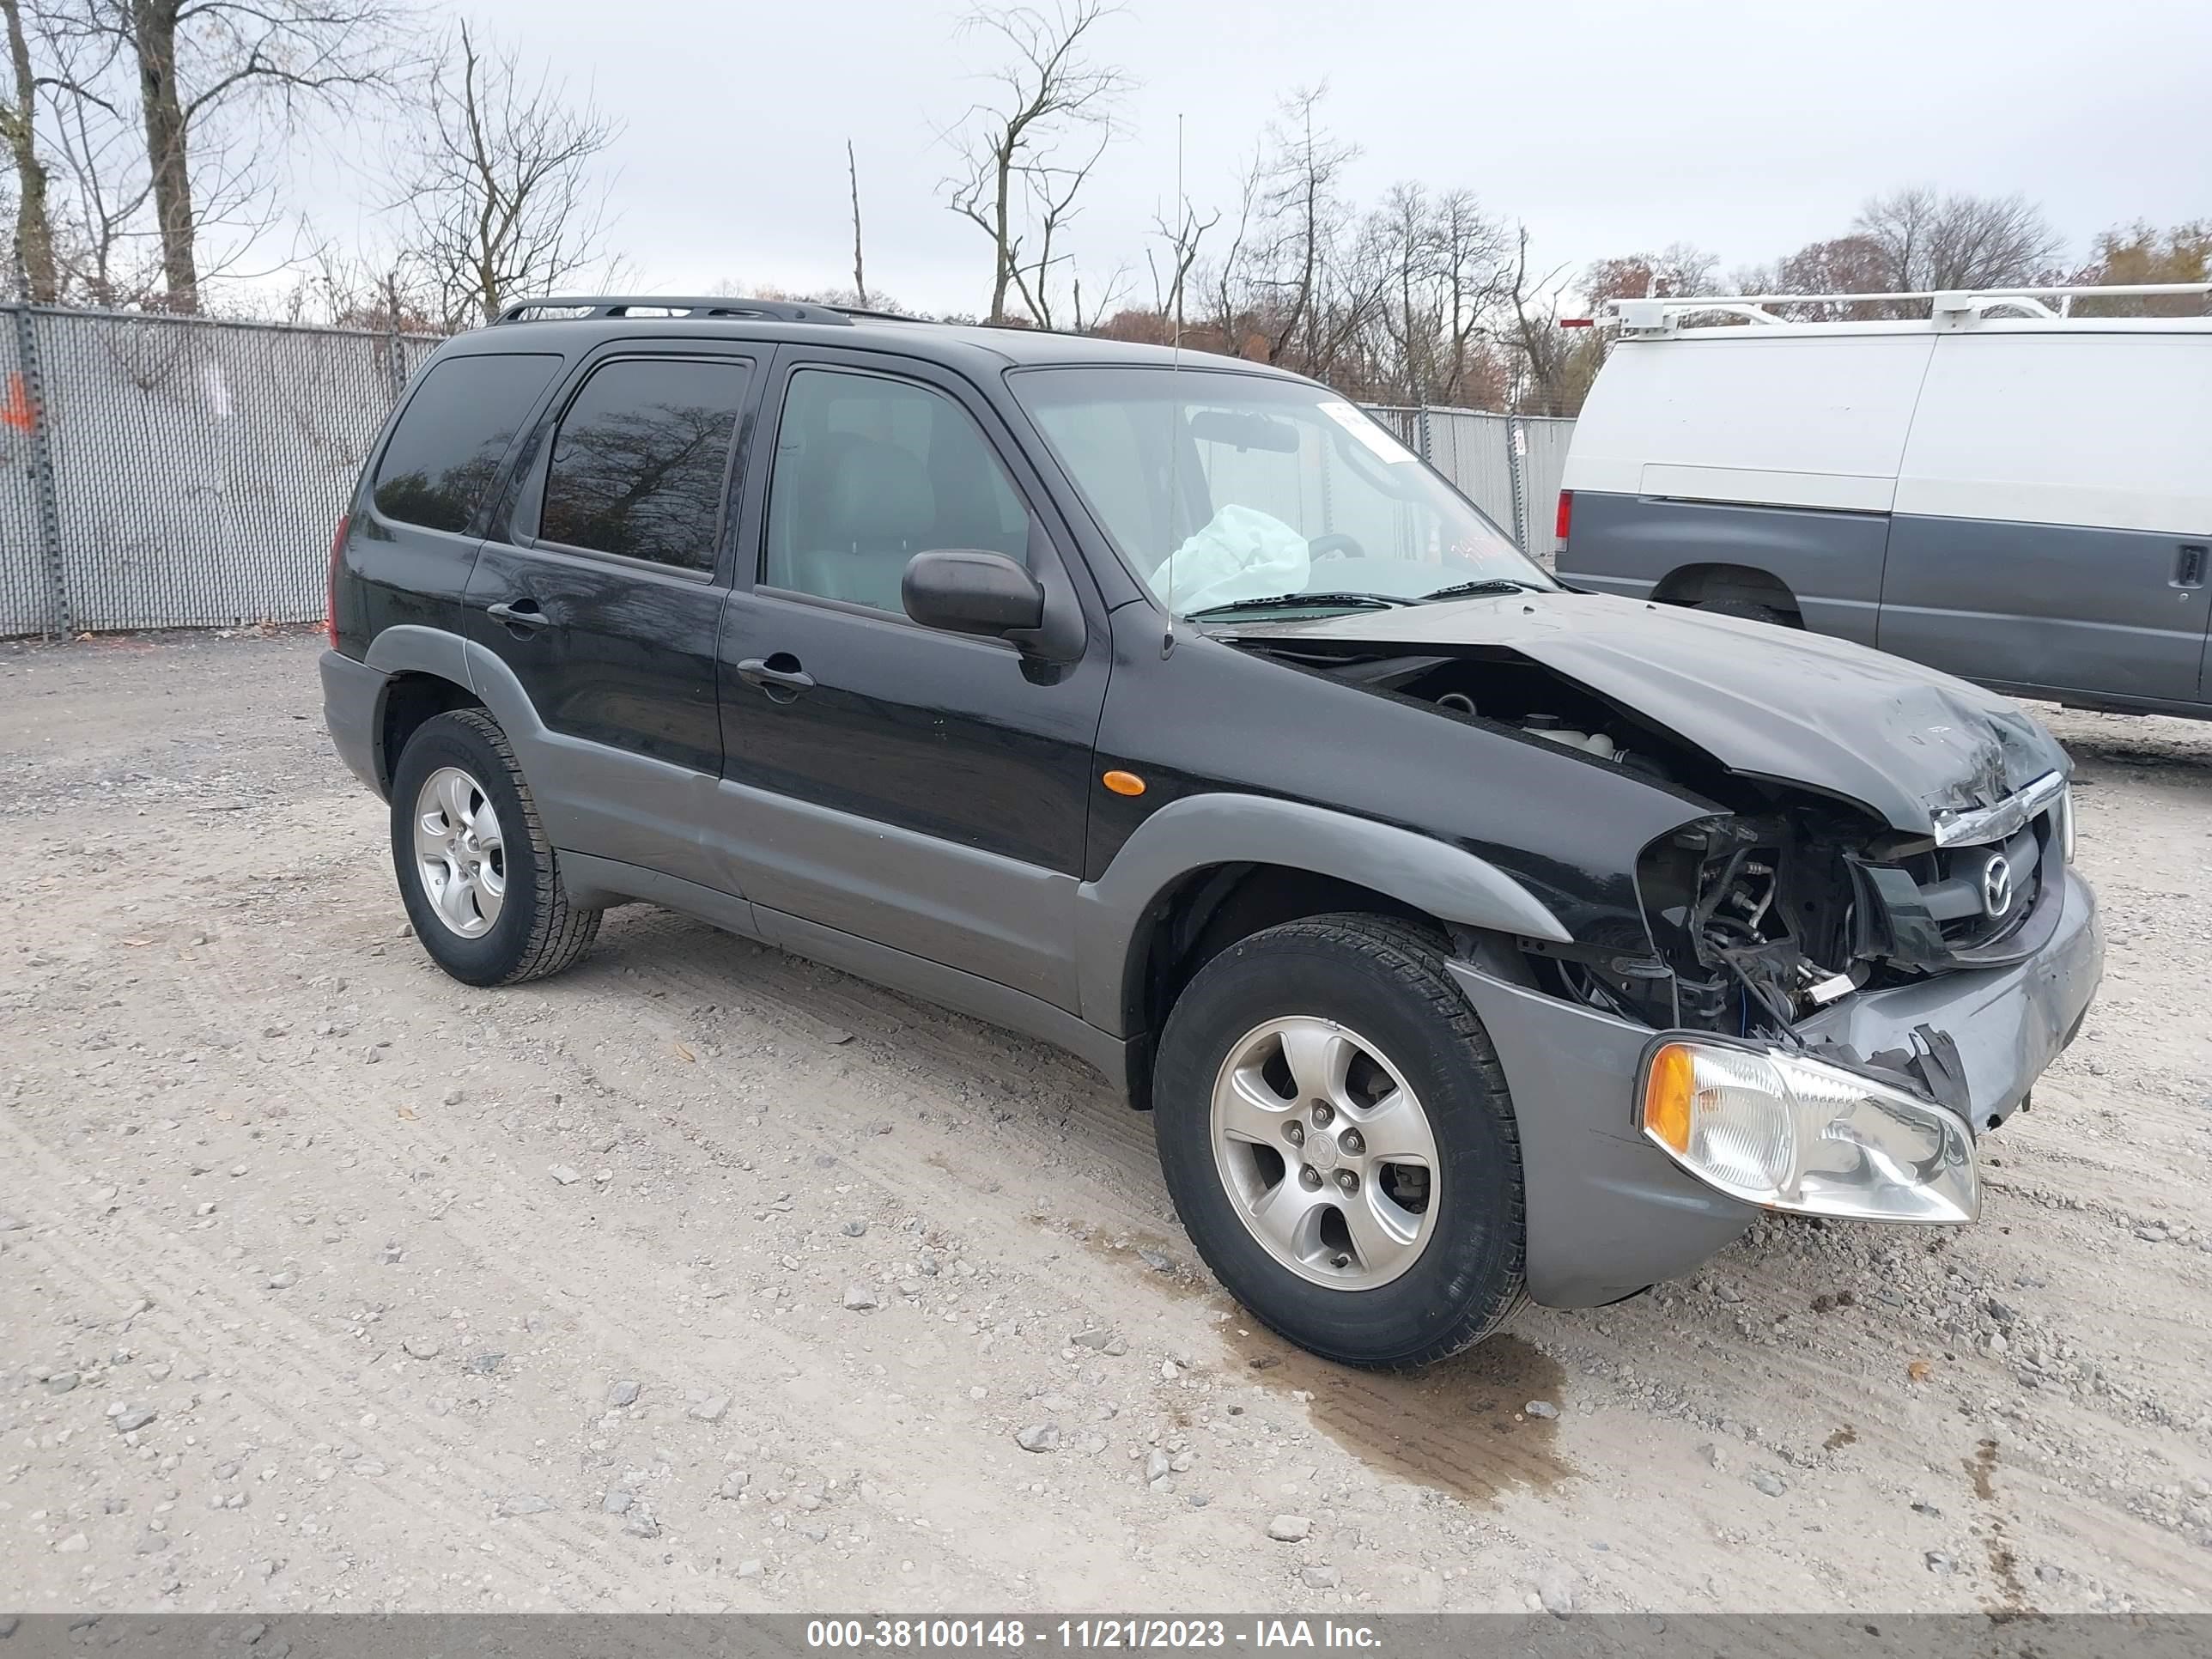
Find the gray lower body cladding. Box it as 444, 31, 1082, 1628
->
1458, 865, 2101, 1308
320, 647, 387, 797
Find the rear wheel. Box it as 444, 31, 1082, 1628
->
388, 708, 599, 986
1152, 915, 1525, 1370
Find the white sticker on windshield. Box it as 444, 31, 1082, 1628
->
1317, 399, 1418, 464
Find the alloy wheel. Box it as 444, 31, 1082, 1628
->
1208, 1015, 1441, 1289
412, 765, 507, 939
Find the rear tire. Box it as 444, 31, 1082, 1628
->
388, 708, 599, 987
1152, 914, 1526, 1370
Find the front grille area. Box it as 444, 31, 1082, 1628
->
1924, 824, 2042, 951
1850, 806, 2063, 972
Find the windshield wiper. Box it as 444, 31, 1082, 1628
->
1185, 591, 1407, 620
1417, 578, 1552, 602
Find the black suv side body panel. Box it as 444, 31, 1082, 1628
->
1079, 605, 1712, 1038
704, 343, 1115, 1012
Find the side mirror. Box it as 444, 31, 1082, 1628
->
902, 549, 1046, 640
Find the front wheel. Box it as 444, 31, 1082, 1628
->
1152, 915, 1526, 1370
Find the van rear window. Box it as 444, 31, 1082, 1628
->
374, 354, 561, 532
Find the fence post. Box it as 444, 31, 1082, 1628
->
383, 321, 407, 408
1505, 415, 1530, 555
7, 303, 72, 637
1416, 404, 1432, 465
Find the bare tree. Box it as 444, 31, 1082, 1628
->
1429, 187, 1508, 403
1851, 186, 2063, 293
941, 0, 1130, 325
1005, 119, 1115, 327
1, 0, 57, 297
846, 137, 865, 308
1252, 84, 1358, 368
43, 53, 157, 301
1145, 189, 1214, 335
43, 0, 412, 310
1503, 226, 1593, 416
1199, 149, 1261, 352
397, 21, 622, 328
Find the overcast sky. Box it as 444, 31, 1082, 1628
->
309, 0, 2211, 313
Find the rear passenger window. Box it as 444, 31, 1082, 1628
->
374, 354, 560, 532
538, 357, 752, 571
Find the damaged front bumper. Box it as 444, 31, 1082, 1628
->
1449, 867, 2102, 1309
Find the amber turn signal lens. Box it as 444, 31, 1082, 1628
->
1102, 769, 1146, 797
1643, 1042, 1696, 1154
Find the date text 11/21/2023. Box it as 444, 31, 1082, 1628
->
803, 1620, 1385, 1650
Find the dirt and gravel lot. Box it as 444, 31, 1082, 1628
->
1, 628, 2208, 1616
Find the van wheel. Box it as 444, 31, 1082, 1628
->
1699, 596, 1800, 628
1152, 915, 1526, 1370
388, 708, 600, 986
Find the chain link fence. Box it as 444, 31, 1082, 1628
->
0, 305, 1578, 638
1364, 405, 1577, 565
2, 304, 443, 636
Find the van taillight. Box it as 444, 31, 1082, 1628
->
1553, 489, 1573, 548
325, 514, 349, 647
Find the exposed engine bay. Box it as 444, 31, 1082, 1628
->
1255, 642, 2062, 1050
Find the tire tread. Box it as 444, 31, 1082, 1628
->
423, 708, 599, 985
1158, 911, 1528, 1370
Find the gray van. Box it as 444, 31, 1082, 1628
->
1553, 286, 2212, 719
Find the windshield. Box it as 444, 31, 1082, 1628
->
1010, 365, 1552, 617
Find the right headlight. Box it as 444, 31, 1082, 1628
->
1638, 1040, 1978, 1224
2057, 781, 2075, 862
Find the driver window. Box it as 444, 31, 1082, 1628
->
764, 368, 1030, 614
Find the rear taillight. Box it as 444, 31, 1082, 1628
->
1553, 489, 1573, 548
325, 513, 349, 648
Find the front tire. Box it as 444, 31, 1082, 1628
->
388, 708, 599, 986
1152, 915, 1525, 1370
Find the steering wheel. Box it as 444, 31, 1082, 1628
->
1306, 532, 1366, 562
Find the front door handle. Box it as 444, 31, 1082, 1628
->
735, 653, 816, 701
2176, 544, 2208, 589
485, 599, 549, 632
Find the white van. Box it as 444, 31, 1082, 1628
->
1554, 285, 2212, 717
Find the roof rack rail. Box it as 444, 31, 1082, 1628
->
493, 295, 854, 326
1606, 282, 2212, 335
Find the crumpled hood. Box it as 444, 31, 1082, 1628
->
1233, 590, 2068, 835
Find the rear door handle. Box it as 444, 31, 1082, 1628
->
735, 654, 816, 700
2176, 544, 2208, 589
485, 599, 549, 631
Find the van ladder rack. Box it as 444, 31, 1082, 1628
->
494, 295, 855, 326
1607, 282, 2212, 335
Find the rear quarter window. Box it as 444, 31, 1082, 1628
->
373, 353, 562, 532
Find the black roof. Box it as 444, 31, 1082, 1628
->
454, 293, 1301, 379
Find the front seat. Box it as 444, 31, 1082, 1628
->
787, 436, 937, 613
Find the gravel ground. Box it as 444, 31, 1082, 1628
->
1, 628, 2207, 1614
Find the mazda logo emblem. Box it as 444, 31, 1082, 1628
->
1981, 852, 2014, 918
